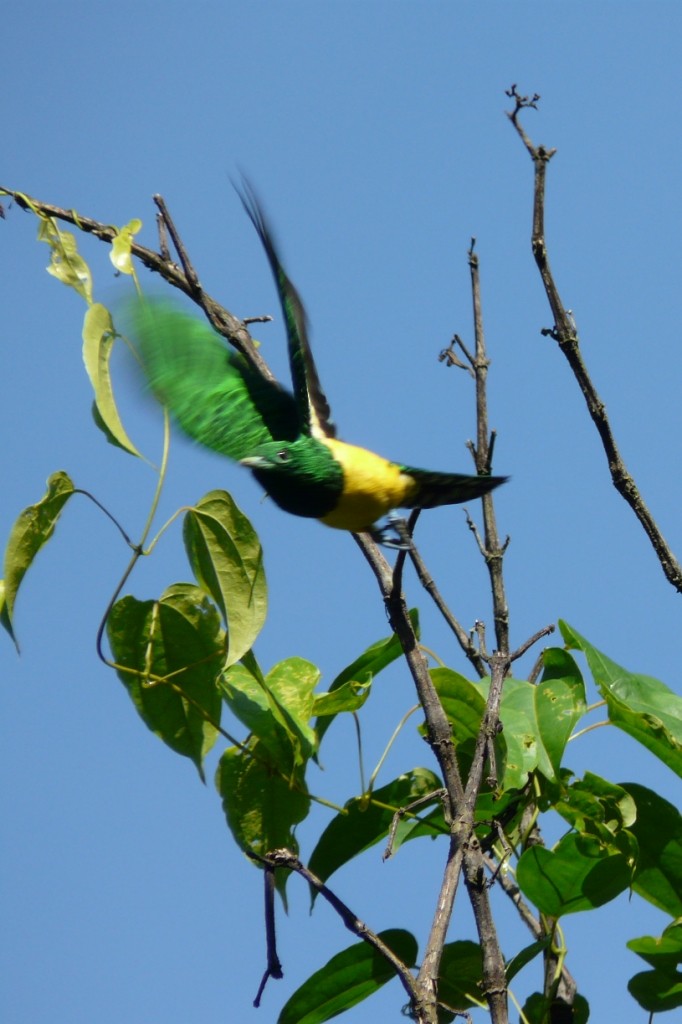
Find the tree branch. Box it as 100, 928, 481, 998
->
0, 185, 274, 378
252, 847, 424, 1013
466, 241, 511, 653
505, 87, 682, 594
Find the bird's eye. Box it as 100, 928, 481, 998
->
277, 449, 290, 462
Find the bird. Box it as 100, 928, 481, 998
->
128, 184, 507, 546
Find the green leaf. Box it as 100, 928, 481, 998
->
484, 678, 541, 786
628, 921, 682, 971
554, 772, 637, 848
82, 303, 142, 458
315, 608, 419, 745
431, 671, 548, 792
308, 768, 442, 893
540, 647, 584, 686
628, 970, 682, 1014
437, 941, 485, 1017
109, 218, 142, 275
471, 788, 528, 847
221, 657, 319, 769
628, 923, 682, 1013
627, 922, 682, 1014
106, 585, 225, 779
2, 471, 75, 645
183, 490, 266, 665
516, 832, 631, 917
38, 216, 93, 302
560, 621, 682, 777
505, 938, 550, 985
521, 991, 590, 1024
277, 928, 418, 1024
490, 670, 586, 786
535, 667, 587, 779
622, 783, 682, 917
216, 741, 309, 862
431, 668, 487, 745
312, 677, 371, 717
266, 656, 319, 763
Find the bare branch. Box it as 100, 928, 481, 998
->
510, 624, 555, 664
438, 333, 475, 376
466, 246, 510, 653
153, 193, 202, 296
252, 848, 423, 1011
506, 92, 682, 594
253, 863, 283, 1007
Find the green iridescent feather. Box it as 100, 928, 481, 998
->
128, 299, 300, 460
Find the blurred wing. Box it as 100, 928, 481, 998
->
126, 299, 300, 460
399, 467, 508, 509
237, 179, 336, 440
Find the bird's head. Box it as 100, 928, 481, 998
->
240, 438, 343, 519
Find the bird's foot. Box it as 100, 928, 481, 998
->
369, 514, 414, 551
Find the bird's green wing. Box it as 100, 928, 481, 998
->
127, 298, 300, 460
237, 180, 336, 441
399, 467, 508, 509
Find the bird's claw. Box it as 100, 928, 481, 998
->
369, 514, 414, 551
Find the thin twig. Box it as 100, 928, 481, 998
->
510, 624, 555, 664
253, 863, 283, 1007
153, 194, 202, 296
155, 211, 171, 262
72, 488, 136, 547
383, 788, 448, 860
466, 242, 510, 653
407, 542, 487, 677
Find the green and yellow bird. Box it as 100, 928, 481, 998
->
129, 185, 506, 544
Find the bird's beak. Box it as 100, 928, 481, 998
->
239, 455, 268, 468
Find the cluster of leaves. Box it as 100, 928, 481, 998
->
2, 197, 682, 1023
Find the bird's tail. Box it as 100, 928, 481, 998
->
401, 468, 508, 509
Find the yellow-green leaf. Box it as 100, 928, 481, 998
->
183, 491, 267, 666
221, 657, 319, 769
2, 472, 75, 645
38, 217, 93, 303
109, 218, 142, 275
216, 742, 309, 858
106, 585, 225, 779
82, 303, 142, 457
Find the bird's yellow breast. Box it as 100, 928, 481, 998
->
318, 438, 419, 531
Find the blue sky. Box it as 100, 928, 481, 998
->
2, 3, 681, 1022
